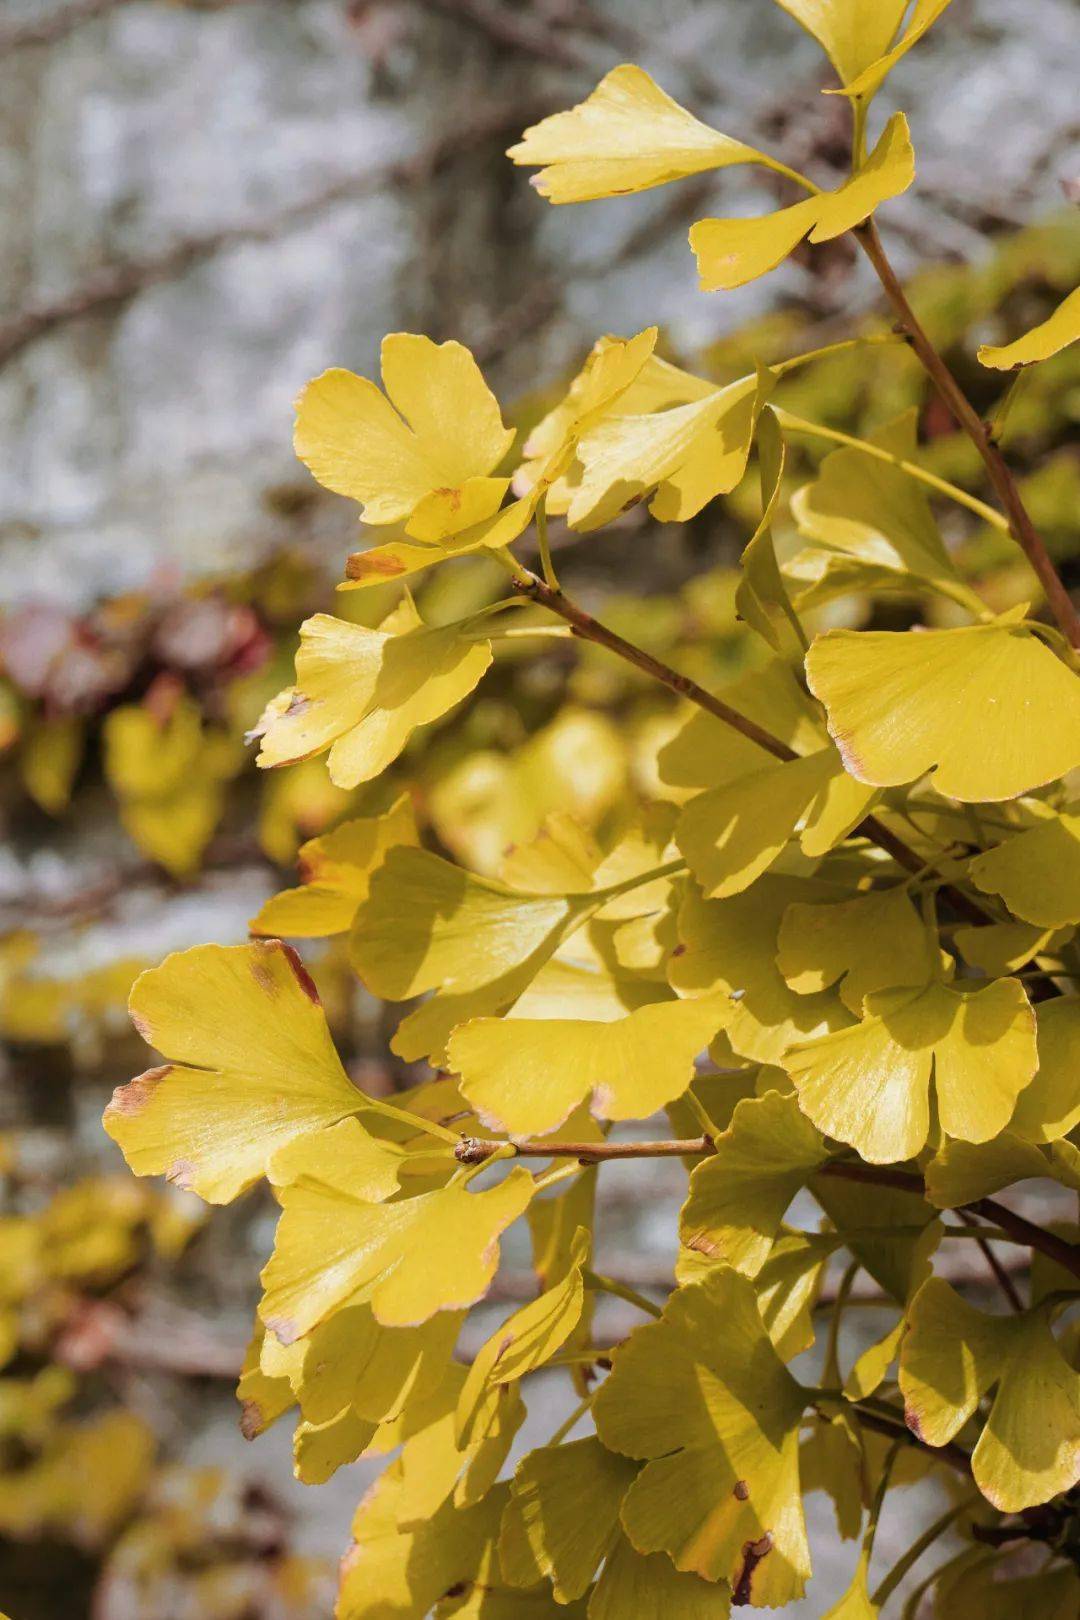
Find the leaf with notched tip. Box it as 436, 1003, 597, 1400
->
594, 1266, 812, 1607
968, 811, 1080, 928
258, 1119, 534, 1342
784, 976, 1037, 1164
448, 994, 733, 1138
103, 941, 379, 1205
805, 615, 1080, 803
250, 793, 418, 938
900, 1277, 1080, 1510
678, 1092, 827, 1279
507, 64, 779, 205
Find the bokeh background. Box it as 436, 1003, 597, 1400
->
0, 1, 1078, 1616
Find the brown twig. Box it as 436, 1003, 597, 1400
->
503, 565, 990, 921
857, 220, 1080, 649
956, 1207, 1024, 1311
458, 1136, 1080, 1283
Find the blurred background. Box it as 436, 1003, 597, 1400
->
0, 1, 1077, 1616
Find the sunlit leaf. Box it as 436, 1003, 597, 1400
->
676, 746, 875, 899
772, 0, 909, 87
568, 369, 772, 531
900, 1277, 1080, 1510
805, 614, 1080, 802
679, 1092, 826, 1278
255, 604, 492, 790
294, 335, 513, 530
594, 1267, 812, 1605
350, 846, 596, 1061
968, 811, 1080, 926
979, 285, 1080, 370
691, 116, 914, 291
670, 876, 853, 1065
507, 64, 783, 204
785, 976, 1037, 1162
104, 941, 374, 1204
735, 408, 805, 658
259, 1119, 533, 1340
456, 1230, 589, 1446
1009, 997, 1080, 1142
449, 994, 733, 1137
251, 793, 418, 937
777, 885, 935, 1014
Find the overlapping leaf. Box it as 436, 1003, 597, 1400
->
900, 1278, 1080, 1510
259, 1118, 534, 1341
448, 993, 732, 1137
254, 599, 492, 790
784, 975, 1037, 1162
250, 793, 418, 937
104, 941, 377, 1203
968, 810, 1080, 926
594, 1266, 812, 1606
805, 613, 1080, 801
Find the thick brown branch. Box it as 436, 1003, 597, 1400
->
458, 1135, 1080, 1283
846, 1404, 972, 1477
857, 221, 1080, 649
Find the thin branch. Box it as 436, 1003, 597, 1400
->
856, 221, 1080, 649
492, 551, 990, 923
956, 1208, 1024, 1311
416, 0, 591, 70
846, 1404, 972, 1478
457, 1135, 1080, 1283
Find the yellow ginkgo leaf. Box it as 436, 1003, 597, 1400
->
777, 885, 935, 1015
103, 696, 240, 878
514, 331, 694, 510
805, 615, 1080, 802
293, 1407, 376, 1486
671, 876, 853, 1065
259, 1119, 534, 1340
784, 976, 1037, 1163
507, 64, 780, 205
456, 1230, 589, 1447
594, 1265, 812, 1607
500, 1437, 635, 1603
690, 197, 822, 294
922, 1133, 1080, 1207
340, 488, 540, 590
337, 1459, 504, 1620
954, 917, 1068, 976
254, 604, 492, 790
658, 659, 826, 796
788, 409, 971, 603
250, 793, 417, 937
569, 369, 771, 530
978, 285, 1080, 370
103, 941, 375, 1204
836, 0, 955, 99
500, 1439, 724, 1617
679, 1092, 827, 1278
969, 811, 1080, 927
237, 1327, 298, 1440
772, 0, 909, 88
448, 994, 733, 1137
735, 407, 806, 659
1009, 997, 1080, 1142
691, 115, 914, 291
296, 1303, 462, 1427
350, 846, 596, 1061
294, 334, 513, 530
900, 1277, 1080, 1510
930, 1556, 1080, 1620
675, 746, 874, 900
